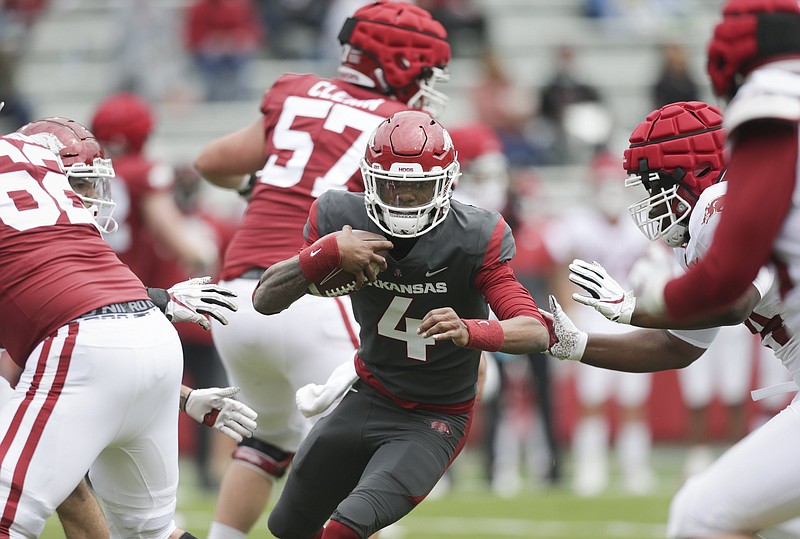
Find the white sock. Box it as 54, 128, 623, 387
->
572, 416, 608, 495
208, 521, 247, 539
617, 420, 651, 472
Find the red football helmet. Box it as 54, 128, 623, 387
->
707, 0, 800, 99
361, 110, 459, 238
623, 101, 725, 247
90, 92, 154, 154
447, 124, 509, 210
338, 1, 451, 116
17, 117, 117, 233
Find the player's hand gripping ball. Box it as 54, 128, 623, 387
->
307, 230, 390, 297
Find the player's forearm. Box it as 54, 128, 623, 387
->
580, 329, 702, 372
631, 285, 757, 329
253, 257, 309, 315
498, 316, 549, 355
194, 119, 266, 189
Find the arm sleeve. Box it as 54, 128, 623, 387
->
664, 122, 797, 318
477, 261, 545, 327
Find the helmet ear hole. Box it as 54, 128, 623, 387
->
395, 54, 411, 69
695, 165, 713, 178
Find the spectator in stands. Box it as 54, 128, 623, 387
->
538, 44, 606, 165
583, 0, 688, 34
259, 0, 329, 59
472, 51, 543, 167
112, 0, 193, 103
651, 42, 699, 109
184, 0, 264, 101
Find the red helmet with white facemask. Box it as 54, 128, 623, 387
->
707, 0, 800, 100
623, 101, 725, 247
17, 117, 117, 233
338, 1, 451, 117
361, 110, 459, 238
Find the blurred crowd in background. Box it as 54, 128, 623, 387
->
0, 0, 789, 499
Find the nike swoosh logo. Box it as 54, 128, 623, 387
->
425, 267, 448, 277
310, 248, 322, 257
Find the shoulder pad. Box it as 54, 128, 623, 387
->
725, 67, 800, 133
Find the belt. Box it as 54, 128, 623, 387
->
239, 268, 266, 280
75, 300, 156, 321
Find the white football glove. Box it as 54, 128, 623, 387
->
164, 276, 238, 330
184, 386, 258, 443
546, 296, 587, 361
569, 259, 635, 324
296, 360, 358, 418
627, 246, 673, 316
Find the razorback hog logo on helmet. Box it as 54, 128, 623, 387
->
708, 0, 800, 99
427, 419, 452, 437
337, 2, 451, 115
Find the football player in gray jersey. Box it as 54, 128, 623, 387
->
253, 110, 549, 539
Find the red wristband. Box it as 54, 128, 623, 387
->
298, 233, 341, 283
462, 319, 504, 352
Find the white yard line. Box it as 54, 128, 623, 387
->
380, 517, 667, 538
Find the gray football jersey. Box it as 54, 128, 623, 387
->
307, 191, 516, 405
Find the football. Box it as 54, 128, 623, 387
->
307, 230, 390, 297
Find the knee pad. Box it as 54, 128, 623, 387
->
233, 437, 294, 480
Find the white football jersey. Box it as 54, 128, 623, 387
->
669, 181, 800, 386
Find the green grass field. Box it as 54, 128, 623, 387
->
38, 445, 700, 538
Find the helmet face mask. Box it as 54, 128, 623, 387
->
337, 2, 451, 117
17, 117, 119, 233
362, 110, 459, 238
625, 170, 693, 247
65, 158, 118, 234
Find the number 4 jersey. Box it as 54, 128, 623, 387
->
306, 190, 542, 407
219, 73, 412, 281
0, 133, 148, 365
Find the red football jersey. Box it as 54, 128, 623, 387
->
0, 133, 149, 365
219, 74, 412, 281
104, 154, 175, 286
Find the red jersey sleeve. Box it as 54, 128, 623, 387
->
475, 218, 544, 325
664, 122, 798, 318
